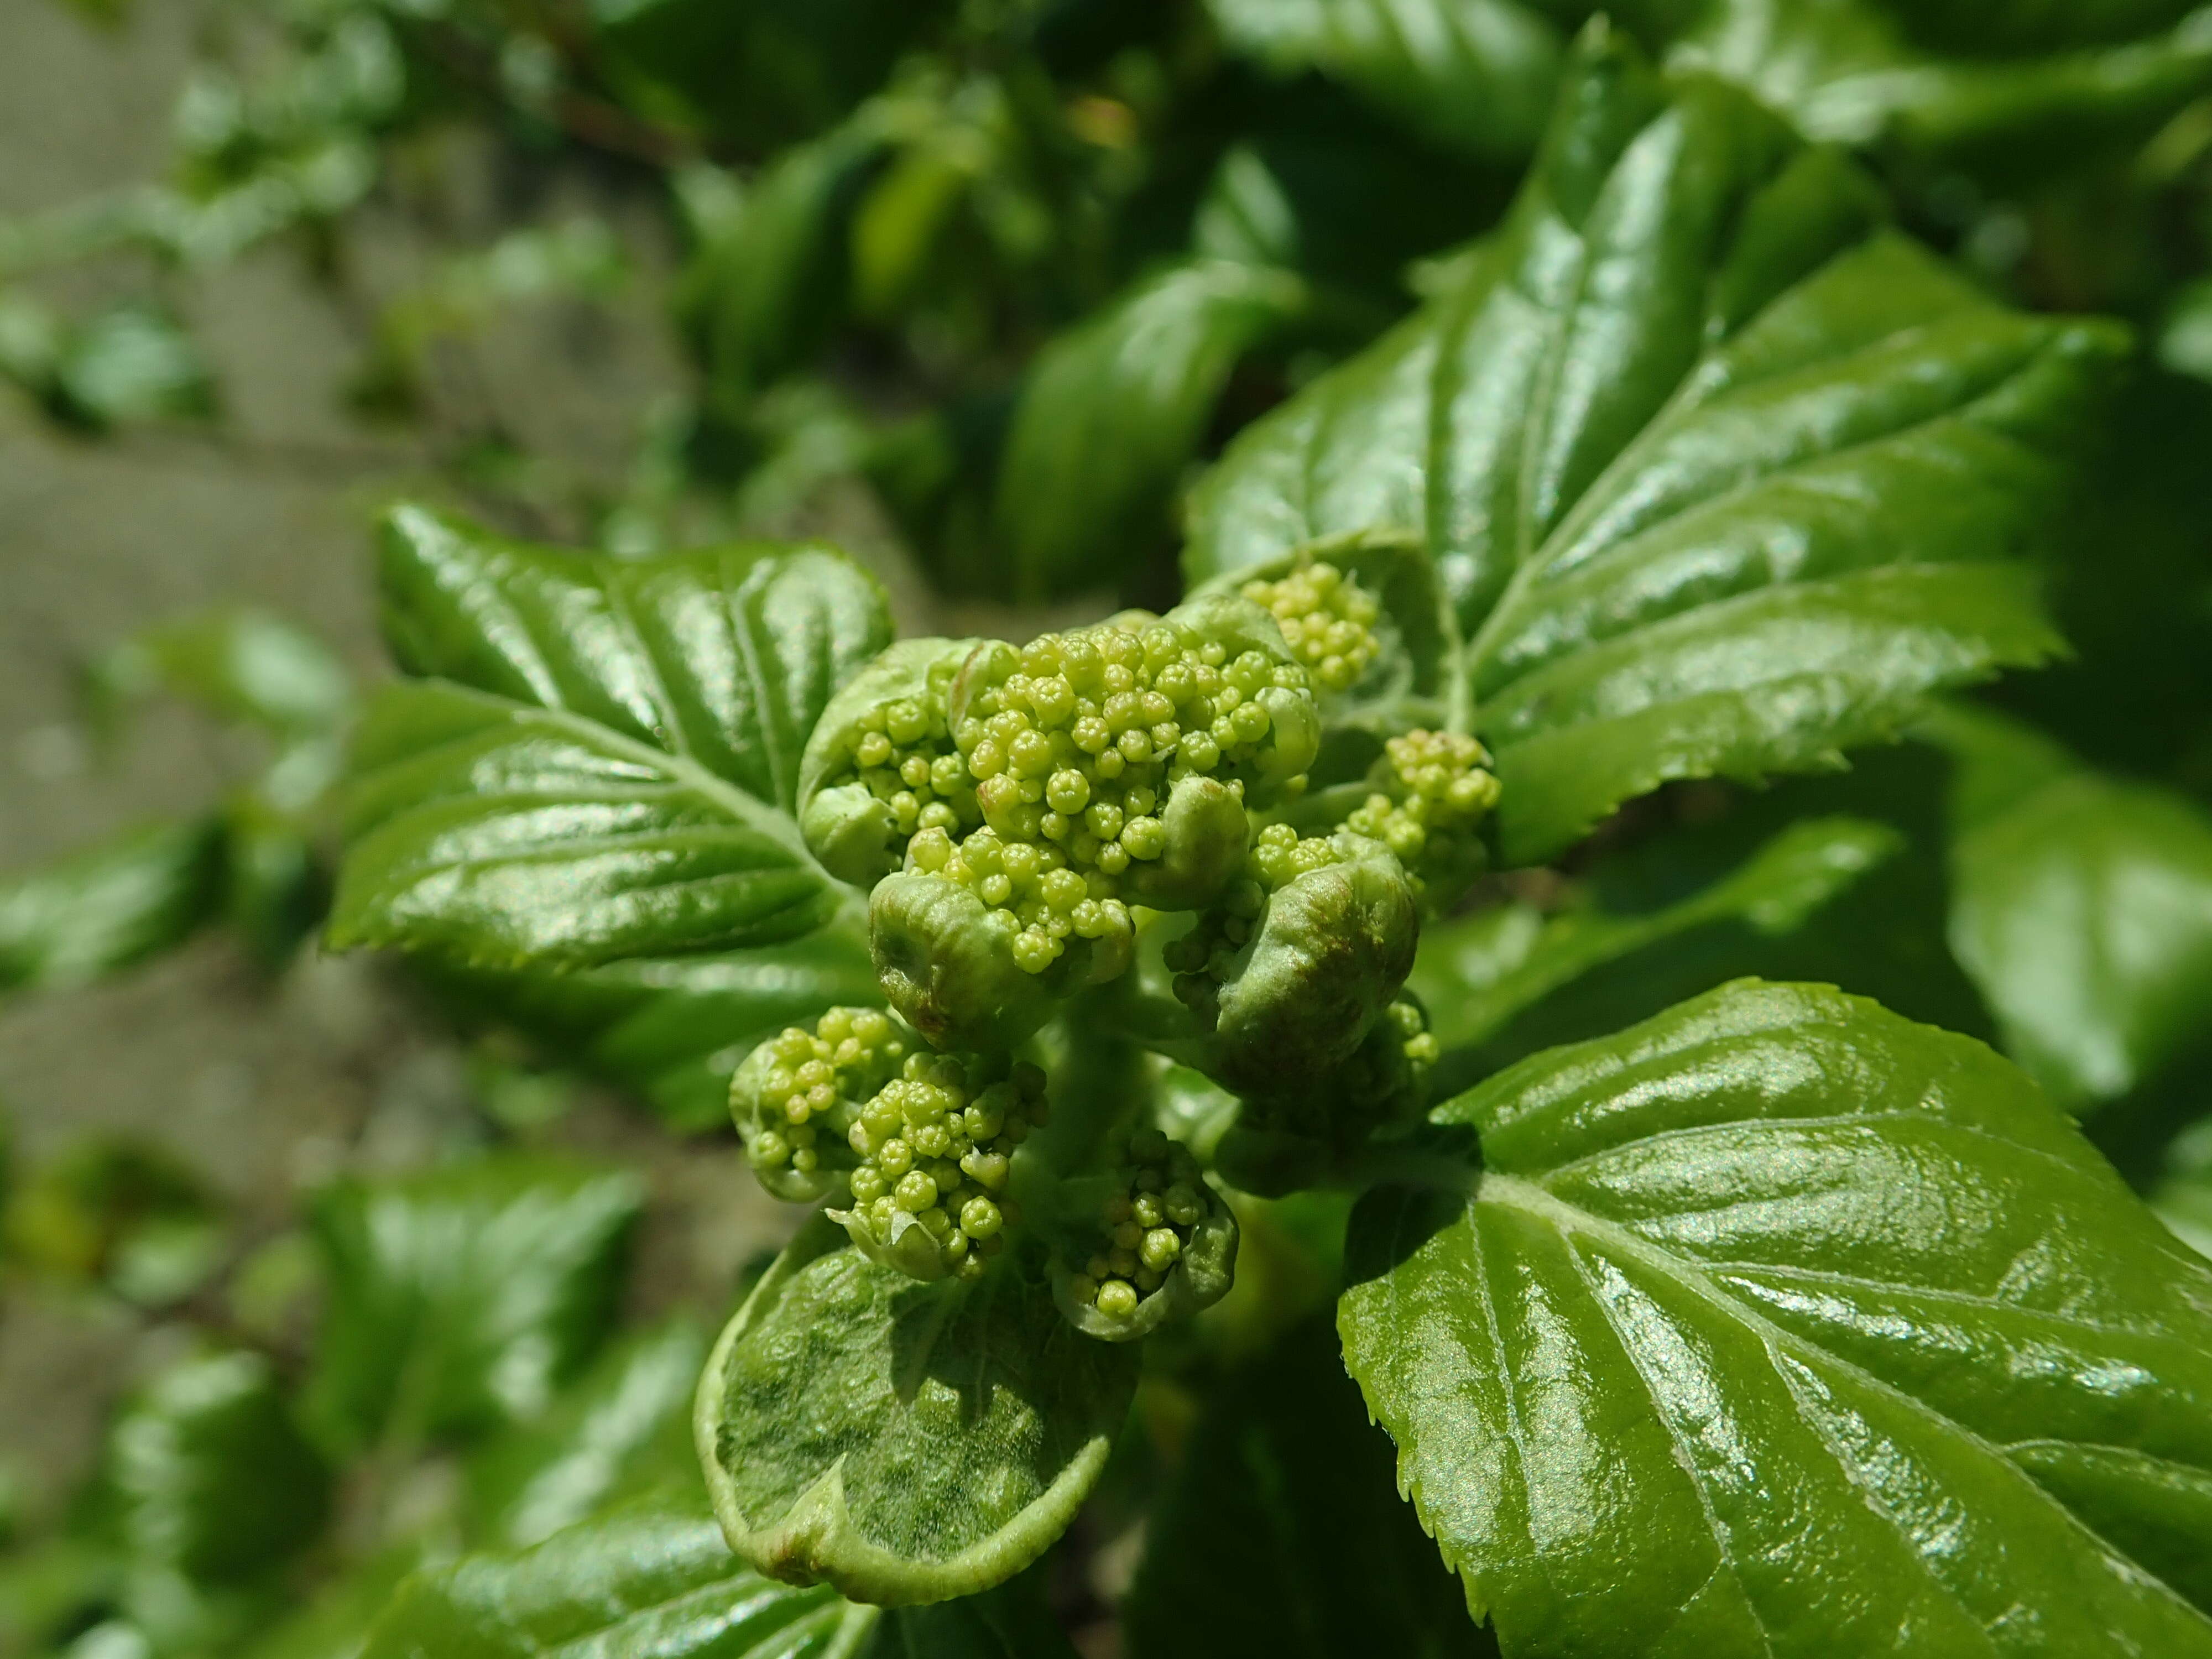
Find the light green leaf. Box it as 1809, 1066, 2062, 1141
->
1187, 31, 2120, 863
87, 608, 352, 740
1207, 0, 1568, 161
1124, 1317, 1496, 1658
695, 1216, 1137, 1605
304, 1156, 645, 1454
1933, 708, 2212, 1107
0, 819, 225, 994
109, 1351, 330, 1585
363, 1496, 875, 1659
1340, 979, 2212, 1655
50, 305, 216, 430
331, 505, 890, 974
995, 260, 1310, 602
468, 1318, 708, 1550
1413, 814, 1900, 1058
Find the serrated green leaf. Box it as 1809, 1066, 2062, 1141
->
0, 819, 226, 994
1340, 978, 2212, 1655
331, 505, 889, 975
1413, 814, 1899, 1061
995, 260, 1310, 602
364, 1496, 876, 1659
1933, 708, 2212, 1108
468, 1319, 707, 1550
1187, 33, 2119, 863
304, 1157, 644, 1454
695, 1215, 1136, 1606
1207, 0, 1568, 162
1124, 1316, 1495, 1658
109, 1352, 330, 1585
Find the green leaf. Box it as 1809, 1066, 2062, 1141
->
331, 504, 890, 974
363, 1496, 875, 1659
863, 1568, 1078, 1659
109, 1351, 330, 1584
1187, 31, 2120, 863
0, 819, 225, 994
232, 1551, 420, 1659
468, 1318, 708, 1550
1124, 1316, 1496, 1658
1340, 979, 2212, 1654
50, 304, 216, 430
304, 1156, 644, 1454
695, 1215, 1138, 1605
1933, 708, 2212, 1108
87, 608, 353, 740
994, 260, 1310, 602
1207, 0, 1568, 162
1412, 815, 1900, 1060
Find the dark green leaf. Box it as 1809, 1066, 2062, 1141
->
304, 1156, 644, 1454
1188, 33, 2120, 863
468, 1318, 708, 1550
1207, 0, 1568, 161
1340, 979, 2212, 1653
1934, 708, 2212, 1108
695, 1216, 1137, 1605
1413, 815, 1899, 1058
232, 1551, 419, 1659
1125, 1316, 1495, 1658
994, 260, 1310, 602
363, 1496, 874, 1659
109, 1351, 330, 1584
0, 819, 225, 994
0, 1135, 216, 1299
331, 505, 890, 974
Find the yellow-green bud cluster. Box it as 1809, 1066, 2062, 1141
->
1344, 731, 1499, 878
835, 1054, 1047, 1282
906, 618, 1312, 977
1165, 825, 1345, 1025
742, 1007, 909, 1181
825, 692, 980, 848
1387, 994, 1440, 1083
1239, 562, 1381, 693
1060, 1129, 1208, 1322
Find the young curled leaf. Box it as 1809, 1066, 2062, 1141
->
693, 1215, 1136, 1606
1047, 1131, 1238, 1342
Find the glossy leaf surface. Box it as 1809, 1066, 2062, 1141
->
305, 1157, 644, 1453
1340, 979, 2212, 1654
364, 1498, 874, 1659
695, 1217, 1136, 1605
0, 818, 225, 994
1187, 32, 2116, 863
332, 505, 889, 973
1125, 1317, 1496, 1658
994, 260, 1309, 601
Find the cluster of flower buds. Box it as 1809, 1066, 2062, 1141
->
1050, 1128, 1237, 1340
826, 1053, 1047, 1282
1343, 729, 1499, 906
1239, 560, 1383, 694
731, 1006, 914, 1200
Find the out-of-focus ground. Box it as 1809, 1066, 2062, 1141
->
0, 2, 798, 1526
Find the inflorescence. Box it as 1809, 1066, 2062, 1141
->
1061, 1129, 1209, 1322
1239, 561, 1382, 693
1165, 823, 1345, 1026
741, 1007, 910, 1183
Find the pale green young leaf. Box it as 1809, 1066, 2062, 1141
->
304, 1157, 644, 1454
695, 1215, 1136, 1605
995, 260, 1310, 602
1187, 32, 2119, 863
331, 505, 890, 974
1340, 979, 2212, 1654
0, 817, 225, 994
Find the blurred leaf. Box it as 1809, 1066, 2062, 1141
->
1413, 815, 1901, 1062
0, 1537, 121, 1658
696, 1215, 1137, 1604
229, 1551, 418, 1659
1126, 1316, 1494, 1659
2, 1137, 217, 1303
88, 609, 352, 741
863, 1567, 1079, 1658
0, 820, 225, 994
1207, 0, 1568, 162
109, 1352, 330, 1585
304, 1156, 645, 1454
467, 1318, 707, 1550
1189, 31, 2116, 863
362, 1496, 873, 1659
995, 259, 1309, 600
50, 307, 215, 430
331, 505, 890, 974
1934, 707, 2212, 1108
1342, 978, 2212, 1652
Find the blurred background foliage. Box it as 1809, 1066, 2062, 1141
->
6, 0, 2212, 1653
